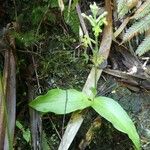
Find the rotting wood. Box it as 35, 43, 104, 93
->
27, 57, 42, 150
2, 49, 16, 150
79, 117, 102, 150
0, 74, 5, 149
1, 23, 17, 150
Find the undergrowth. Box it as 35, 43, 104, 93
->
14, 0, 88, 148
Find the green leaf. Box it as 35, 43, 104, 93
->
64, 8, 80, 36
117, 0, 129, 19
23, 128, 31, 143
42, 131, 50, 150
91, 96, 141, 150
16, 120, 24, 130
16, 121, 31, 143
123, 14, 150, 41
135, 36, 150, 56
29, 89, 91, 114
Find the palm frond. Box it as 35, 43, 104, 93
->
136, 36, 150, 56
123, 14, 150, 41
132, 0, 150, 20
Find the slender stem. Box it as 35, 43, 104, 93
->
67, 0, 72, 22
94, 63, 97, 90
36, 4, 50, 36
13, 0, 18, 22
76, 4, 93, 50
62, 90, 68, 136
94, 35, 99, 89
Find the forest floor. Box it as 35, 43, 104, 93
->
0, 0, 150, 150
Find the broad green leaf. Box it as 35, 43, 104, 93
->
29, 89, 91, 114
92, 96, 140, 150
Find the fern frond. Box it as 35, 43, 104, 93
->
64, 7, 79, 36
117, 0, 137, 19
13, 31, 43, 47
117, 0, 129, 18
32, 6, 46, 25
123, 14, 150, 41
136, 36, 150, 56
132, 0, 150, 20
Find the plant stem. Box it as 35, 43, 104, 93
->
94, 35, 99, 89
36, 4, 50, 36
